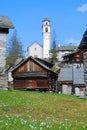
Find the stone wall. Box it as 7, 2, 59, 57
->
83, 52, 87, 94
0, 33, 8, 90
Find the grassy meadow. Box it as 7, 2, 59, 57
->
0, 90, 87, 130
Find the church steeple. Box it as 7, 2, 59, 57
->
42, 18, 50, 59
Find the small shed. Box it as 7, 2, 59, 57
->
73, 68, 85, 96
58, 68, 72, 94
12, 56, 58, 91
58, 67, 85, 96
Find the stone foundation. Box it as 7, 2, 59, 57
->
0, 33, 8, 90
0, 74, 8, 90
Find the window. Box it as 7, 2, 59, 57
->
76, 55, 80, 58
45, 27, 48, 32
76, 59, 80, 62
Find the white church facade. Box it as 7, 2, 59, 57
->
26, 41, 43, 58
26, 18, 50, 59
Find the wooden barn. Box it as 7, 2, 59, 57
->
12, 56, 58, 91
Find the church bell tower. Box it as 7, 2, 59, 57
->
42, 18, 50, 59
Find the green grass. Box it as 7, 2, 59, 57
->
0, 90, 87, 130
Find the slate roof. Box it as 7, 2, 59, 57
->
0, 16, 14, 29
58, 68, 72, 82
78, 29, 87, 51
58, 67, 84, 85
35, 57, 54, 68
73, 68, 84, 85
58, 46, 77, 51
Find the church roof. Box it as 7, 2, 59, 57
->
0, 16, 14, 29
43, 17, 50, 22
28, 41, 43, 48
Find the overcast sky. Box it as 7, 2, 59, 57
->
0, 0, 87, 52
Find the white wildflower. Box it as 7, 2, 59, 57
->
40, 122, 46, 126
46, 125, 52, 128
5, 123, 8, 126
64, 118, 69, 121
29, 124, 36, 130
40, 127, 43, 130
20, 118, 27, 125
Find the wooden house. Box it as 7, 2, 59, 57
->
78, 29, 87, 94
61, 29, 87, 68
78, 29, 87, 51
12, 56, 58, 91
62, 50, 84, 67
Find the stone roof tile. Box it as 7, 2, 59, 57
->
0, 16, 14, 29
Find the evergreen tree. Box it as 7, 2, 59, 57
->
6, 30, 24, 67
49, 37, 58, 63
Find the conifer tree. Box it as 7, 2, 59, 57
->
49, 36, 58, 64
6, 30, 24, 67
